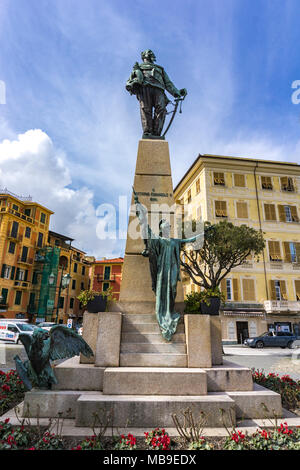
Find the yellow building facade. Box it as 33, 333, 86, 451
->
0, 189, 53, 319
174, 154, 300, 344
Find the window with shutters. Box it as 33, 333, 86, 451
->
213, 172, 225, 186
215, 200, 227, 218
17, 269, 25, 281
268, 241, 282, 261
21, 246, 28, 262
1, 288, 8, 304
278, 205, 299, 222
187, 189, 192, 204
295, 280, 300, 301
234, 174, 245, 187
283, 242, 300, 263
195, 178, 200, 194
261, 176, 273, 190
270, 280, 287, 301
11, 221, 19, 238
72, 279, 76, 290
37, 232, 43, 248
280, 176, 294, 192
264, 204, 277, 221
242, 279, 255, 301
70, 298, 74, 309
236, 202, 248, 219
15, 291, 22, 305
220, 279, 233, 300
8, 242, 15, 254
103, 282, 110, 291
3, 265, 11, 279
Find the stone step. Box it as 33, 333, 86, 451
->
121, 332, 186, 344
228, 383, 282, 419
120, 342, 186, 354
53, 357, 104, 391
75, 392, 236, 427
119, 352, 187, 367
103, 367, 207, 395
122, 322, 185, 334
203, 361, 254, 392
122, 314, 157, 324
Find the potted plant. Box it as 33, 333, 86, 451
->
184, 288, 224, 316
77, 289, 115, 313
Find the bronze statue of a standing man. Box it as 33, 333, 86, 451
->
126, 50, 187, 139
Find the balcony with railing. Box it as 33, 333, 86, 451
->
17, 256, 33, 266
7, 230, 23, 242
14, 280, 30, 289
2, 207, 33, 224
264, 300, 300, 313
96, 274, 117, 282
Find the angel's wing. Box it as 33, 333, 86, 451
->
18, 333, 32, 357
48, 325, 93, 361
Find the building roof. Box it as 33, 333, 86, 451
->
174, 153, 300, 193
49, 230, 74, 242
94, 257, 124, 264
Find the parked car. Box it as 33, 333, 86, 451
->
0, 321, 35, 344
36, 322, 57, 332
244, 331, 299, 349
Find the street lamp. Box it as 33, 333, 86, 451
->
54, 270, 71, 324
49, 272, 56, 286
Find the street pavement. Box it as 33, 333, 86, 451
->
224, 345, 300, 381
1, 342, 300, 380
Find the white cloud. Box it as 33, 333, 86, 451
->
0, 129, 124, 258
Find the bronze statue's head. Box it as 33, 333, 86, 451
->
159, 218, 171, 238
141, 49, 156, 63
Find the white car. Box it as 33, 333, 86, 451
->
0, 322, 35, 344
36, 322, 57, 332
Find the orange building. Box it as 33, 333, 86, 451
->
90, 258, 123, 300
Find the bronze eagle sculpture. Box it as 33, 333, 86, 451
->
14, 325, 93, 390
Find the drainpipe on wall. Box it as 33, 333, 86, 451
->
254, 161, 269, 302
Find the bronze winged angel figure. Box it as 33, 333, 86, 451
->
14, 325, 93, 390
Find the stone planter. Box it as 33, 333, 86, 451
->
86, 295, 107, 313
200, 297, 220, 315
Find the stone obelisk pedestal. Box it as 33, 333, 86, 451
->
112, 139, 184, 315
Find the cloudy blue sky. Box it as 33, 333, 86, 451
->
0, 0, 300, 257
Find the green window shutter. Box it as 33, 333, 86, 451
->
1, 288, 8, 303
1, 264, 6, 278
10, 266, 15, 280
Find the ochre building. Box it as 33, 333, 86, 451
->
174, 154, 300, 343
0, 189, 53, 319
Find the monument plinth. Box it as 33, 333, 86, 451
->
117, 139, 184, 309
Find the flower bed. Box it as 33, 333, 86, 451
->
0, 418, 299, 450
0, 370, 26, 417
252, 369, 300, 411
